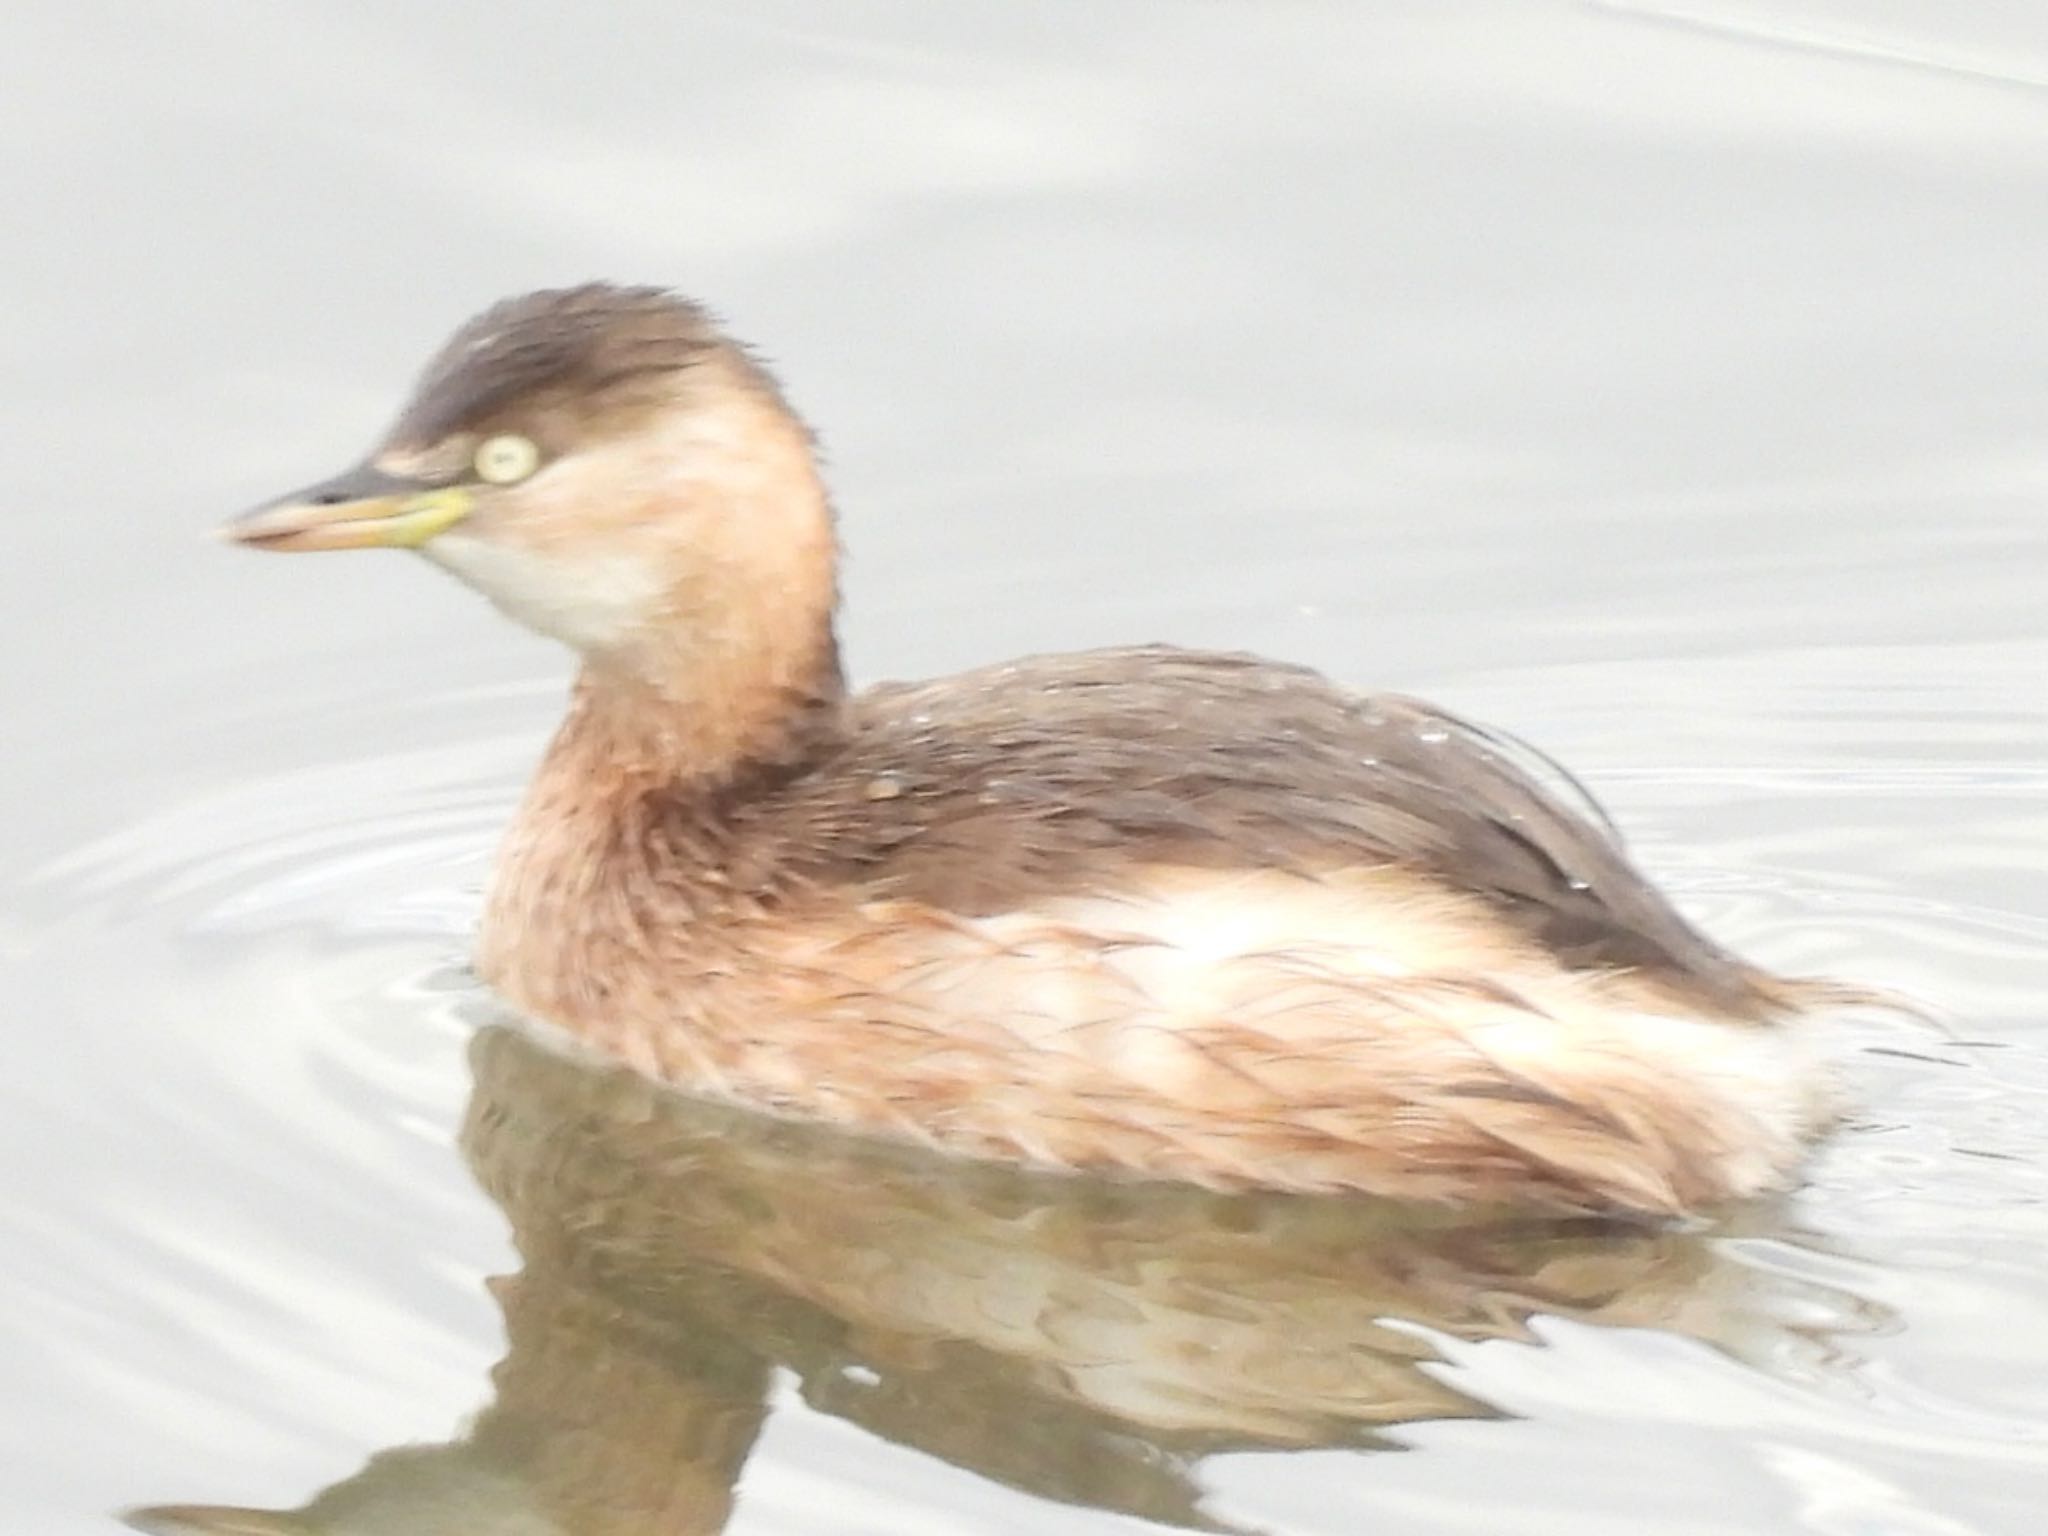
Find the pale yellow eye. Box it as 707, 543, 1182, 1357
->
473, 433, 541, 485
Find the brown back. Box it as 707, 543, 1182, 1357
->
634, 645, 1773, 1016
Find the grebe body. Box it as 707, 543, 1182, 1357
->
229, 284, 1861, 1215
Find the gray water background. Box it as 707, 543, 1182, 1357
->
4, 2, 2047, 1531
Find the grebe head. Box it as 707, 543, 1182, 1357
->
226, 284, 837, 691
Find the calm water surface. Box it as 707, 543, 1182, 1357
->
5, 2, 2047, 1531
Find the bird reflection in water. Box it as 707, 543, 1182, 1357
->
132, 1022, 1884, 1535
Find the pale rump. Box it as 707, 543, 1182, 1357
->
483, 858, 1836, 1215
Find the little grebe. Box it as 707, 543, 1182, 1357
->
228, 283, 1872, 1216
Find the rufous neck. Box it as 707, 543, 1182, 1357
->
563, 621, 846, 796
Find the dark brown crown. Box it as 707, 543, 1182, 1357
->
391, 284, 730, 446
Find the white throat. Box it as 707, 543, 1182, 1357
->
423, 532, 668, 655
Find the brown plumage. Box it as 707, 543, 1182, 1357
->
225, 282, 1879, 1216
